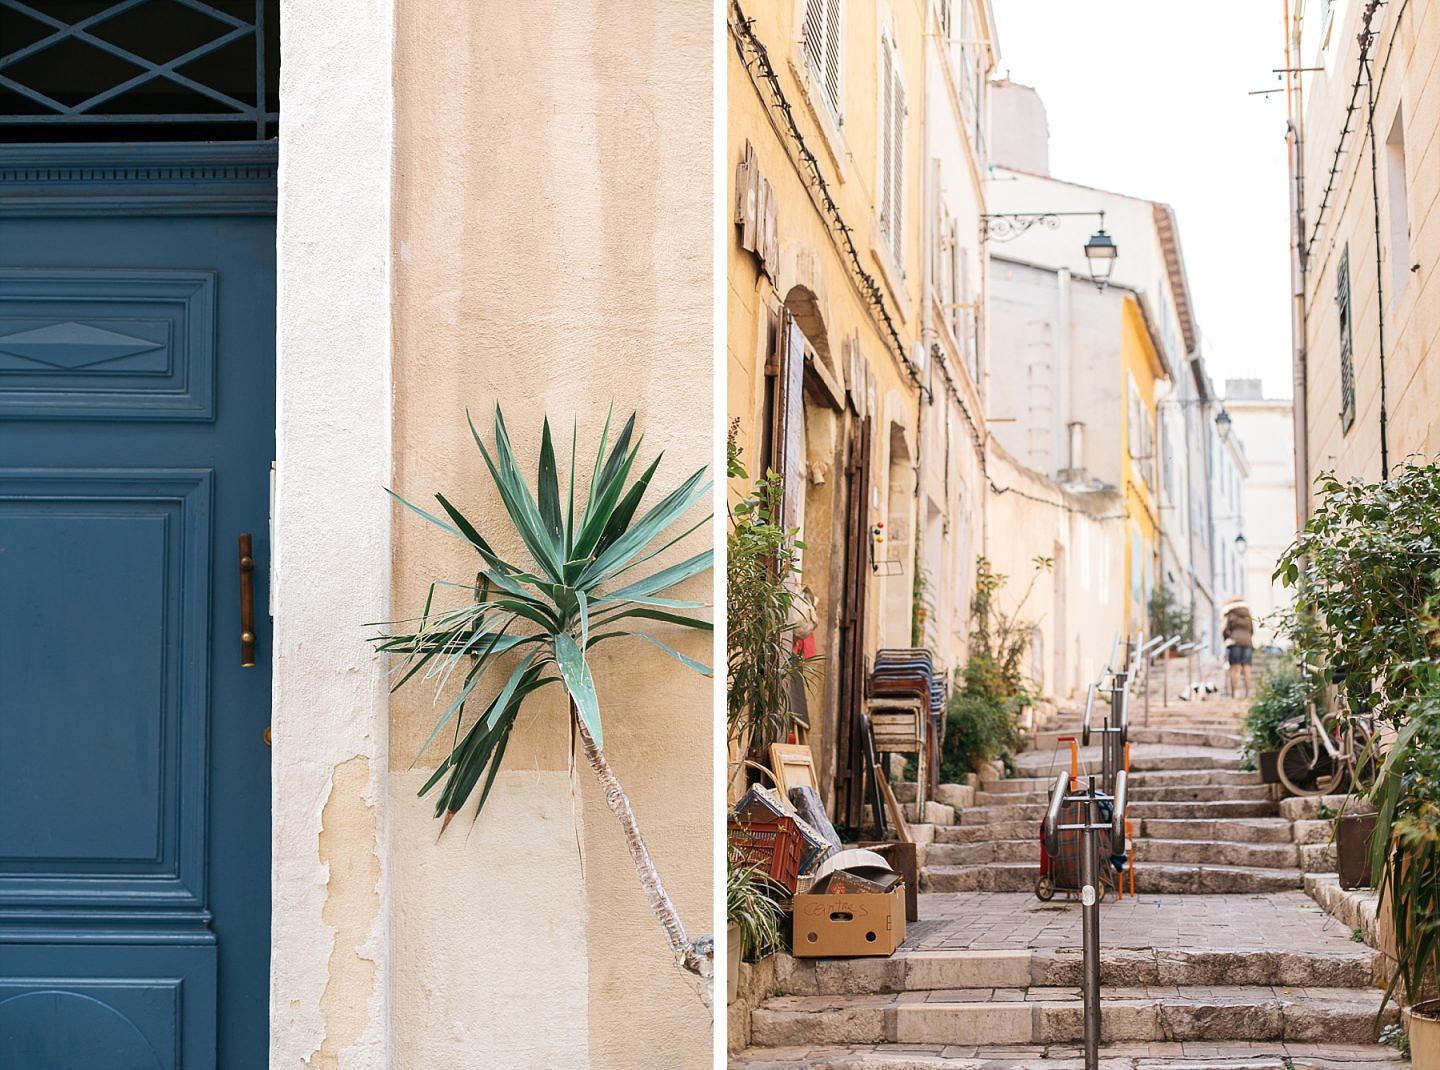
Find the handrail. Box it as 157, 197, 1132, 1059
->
1105, 632, 1123, 673
1111, 770, 1129, 853
1042, 771, 1068, 855
1081, 682, 1098, 747
1150, 635, 1182, 659
1138, 634, 1168, 657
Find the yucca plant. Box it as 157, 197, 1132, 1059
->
374, 406, 714, 990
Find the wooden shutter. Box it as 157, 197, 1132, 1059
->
836, 416, 874, 826
1337, 245, 1355, 432
772, 312, 807, 532
823, 0, 841, 111
803, 0, 825, 81
890, 60, 905, 265
879, 42, 895, 252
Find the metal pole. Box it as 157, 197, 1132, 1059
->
1163, 651, 1170, 710
1081, 778, 1101, 1068
1143, 655, 1152, 727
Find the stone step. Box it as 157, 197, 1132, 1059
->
960, 799, 1277, 825
921, 861, 1304, 895
1132, 839, 1300, 868
1011, 753, 1246, 777
935, 820, 1042, 843
1291, 819, 1335, 846
973, 784, 1274, 807
1136, 817, 1296, 844
731, 1042, 1406, 1069
923, 839, 1037, 865
1299, 842, 1338, 872
748, 986, 1397, 1047
978, 768, 1262, 794
928, 839, 1304, 869
1030, 727, 1242, 749
1277, 794, 1354, 821
771, 946, 1378, 996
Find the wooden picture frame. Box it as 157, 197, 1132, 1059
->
768, 743, 819, 796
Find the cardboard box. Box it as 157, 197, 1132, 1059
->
860, 840, 919, 923
791, 884, 906, 957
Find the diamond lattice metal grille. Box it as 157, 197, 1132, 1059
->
0, 0, 278, 142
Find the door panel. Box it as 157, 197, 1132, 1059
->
0, 144, 275, 1069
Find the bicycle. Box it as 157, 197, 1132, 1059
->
1275, 666, 1376, 797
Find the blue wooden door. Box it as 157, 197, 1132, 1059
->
0, 144, 276, 1069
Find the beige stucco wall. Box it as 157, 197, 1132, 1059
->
1293, 0, 1440, 489
388, 4, 714, 1067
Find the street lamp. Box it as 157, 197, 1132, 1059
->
1235, 532, 1248, 555
1083, 216, 1118, 290
980, 209, 1117, 291
1215, 408, 1232, 440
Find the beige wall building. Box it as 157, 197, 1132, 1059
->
1288, 0, 1440, 506
1224, 380, 1297, 648
728, 0, 932, 823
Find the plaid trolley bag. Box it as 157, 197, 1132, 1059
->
1035, 796, 1119, 902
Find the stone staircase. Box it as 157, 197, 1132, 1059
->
734, 930, 1400, 1067
732, 668, 1410, 1067
920, 699, 1317, 896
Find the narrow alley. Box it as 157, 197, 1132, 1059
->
732, 665, 1404, 1068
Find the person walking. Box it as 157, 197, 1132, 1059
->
1222, 597, 1254, 699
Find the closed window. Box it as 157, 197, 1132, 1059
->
802, 0, 843, 117
1337, 245, 1356, 433
878, 31, 906, 268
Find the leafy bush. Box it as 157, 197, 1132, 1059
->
726, 426, 818, 754
937, 556, 1048, 782
1240, 665, 1309, 762
1276, 457, 1440, 1012
1277, 460, 1440, 725
727, 848, 784, 962
941, 692, 1022, 783
1148, 583, 1195, 643
1369, 680, 1440, 1007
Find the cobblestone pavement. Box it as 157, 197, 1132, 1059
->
905, 891, 1358, 953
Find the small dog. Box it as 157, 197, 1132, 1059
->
1176, 683, 1219, 702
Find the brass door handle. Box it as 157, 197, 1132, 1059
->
239, 533, 256, 667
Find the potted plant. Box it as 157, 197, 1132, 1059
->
1277, 460, 1440, 1057
1240, 665, 1308, 785
375, 407, 715, 999
727, 431, 819, 767
726, 849, 783, 1004
1369, 685, 1440, 1060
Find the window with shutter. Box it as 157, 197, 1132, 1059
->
1337, 245, 1356, 433
878, 32, 905, 269
803, 0, 843, 117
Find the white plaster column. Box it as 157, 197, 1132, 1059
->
272, 0, 394, 1065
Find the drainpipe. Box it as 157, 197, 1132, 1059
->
1362, 4, 1390, 479
1284, 0, 1311, 522
1056, 268, 1072, 477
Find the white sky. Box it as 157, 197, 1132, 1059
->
990, 2, 1295, 399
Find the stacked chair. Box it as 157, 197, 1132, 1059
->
866, 649, 947, 813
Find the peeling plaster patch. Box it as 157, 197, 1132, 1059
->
312, 756, 382, 1069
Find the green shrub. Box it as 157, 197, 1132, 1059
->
941, 692, 1022, 783
1240, 665, 1309, 762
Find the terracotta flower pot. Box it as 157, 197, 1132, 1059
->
1407, 999, 1440, 1068
727, 922, 741, 1005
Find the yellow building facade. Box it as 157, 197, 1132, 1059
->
728, 0, 929, 820
1119, 295, 1165, 638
